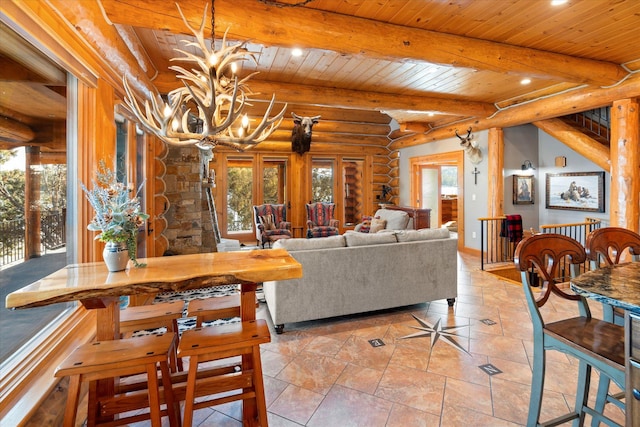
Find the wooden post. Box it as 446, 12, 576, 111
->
609, 98, 640, 232
487, 128, 504, 218
24, 146, 42, 260
487, 128, 505, 261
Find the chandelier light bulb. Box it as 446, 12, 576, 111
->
208, 53, 218, 67
163, 104, 172, 118
122, 4, 287, 152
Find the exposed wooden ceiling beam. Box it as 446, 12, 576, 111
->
0, 115, 35, 143
391, 73, 640, 151
153, 75, 495, 117
100, 0, 628, 87
532, 118, 610, 171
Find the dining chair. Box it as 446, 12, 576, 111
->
585, 226, 640, 423
585, 226, 640, 325
55, 333, 179, 427
120, 300, 185, 372
514, 233, 626, 427
177, 319, 271, 427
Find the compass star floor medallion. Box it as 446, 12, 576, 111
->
398, 314, 471, 355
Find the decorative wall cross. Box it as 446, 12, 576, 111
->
472, 167, 480, 185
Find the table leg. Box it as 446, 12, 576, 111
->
241, 282, 260, 425
91, 298, 120, 425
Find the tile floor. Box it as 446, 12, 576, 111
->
179, 251, 626, 427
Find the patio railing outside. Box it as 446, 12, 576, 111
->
0, 211, 66, 267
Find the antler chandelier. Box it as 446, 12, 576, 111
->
122, 2, 286, 151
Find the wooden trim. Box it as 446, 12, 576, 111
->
1, 0, 98, 87
0, 306, 96, 424
409, 150, 465, 250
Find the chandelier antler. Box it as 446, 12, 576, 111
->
122, 2, 287, 151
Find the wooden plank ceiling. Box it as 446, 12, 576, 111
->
2, 0, 640, 151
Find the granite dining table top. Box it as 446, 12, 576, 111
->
570, 261, 640, 315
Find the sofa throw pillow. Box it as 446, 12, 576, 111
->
369, 218, 387, 233
375, 209, 410, 230
259, 214, 276, 231
358, 215, 373, 233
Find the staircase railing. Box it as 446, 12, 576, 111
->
564, 107, 610, 142
479, 216, 602, 270
478, 216, 516, 270
538, 217, 602, 247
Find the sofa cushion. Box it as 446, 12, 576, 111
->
375, 209, 410, 230
369, 218, 387, 233
344, 230, 397, 247
273, 235, 346, 251
395, 228, 450, 242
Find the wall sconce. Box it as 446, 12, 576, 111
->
555, 156, 567, 167
521, 160, 536, 173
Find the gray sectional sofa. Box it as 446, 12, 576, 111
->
263, 228, 458, 333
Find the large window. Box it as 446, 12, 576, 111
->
263, 158, 286, 204
311, 158, 334, 202
226, 157, 254, 233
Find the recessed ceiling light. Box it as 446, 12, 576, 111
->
551, 0, 568, 5
521, 78, 532, 85
428, 112, 435, 117
291, 48, 303, 57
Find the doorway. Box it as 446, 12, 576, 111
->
410, 151, 465, 249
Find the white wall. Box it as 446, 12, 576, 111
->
537, 129, 610, 226
504, 125, 539, 232
398, 124, 611, 251
399, 131, 489, 250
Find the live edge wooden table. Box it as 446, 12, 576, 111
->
570, 262, 640, 427
6, 249, 302, 426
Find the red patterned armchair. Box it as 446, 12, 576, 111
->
305, 202, 339, 238
253, 204, 291, 248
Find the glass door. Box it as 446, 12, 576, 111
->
226, 157, 254, 235
311, 158, 335, 202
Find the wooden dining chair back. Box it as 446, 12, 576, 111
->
54, 333, 180, 427
514, 233, 626, 427
586, 226, 640, 325
177, 319, 271, 427
120, 300, 185, 372
586, 226, 640, 268
186, 293, 258, 328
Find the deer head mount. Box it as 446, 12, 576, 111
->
456, 127, 482, 164
291, 113, 320, 155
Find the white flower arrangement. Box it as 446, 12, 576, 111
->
81, 160, 149, 267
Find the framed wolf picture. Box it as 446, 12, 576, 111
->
545, 172, 605, 212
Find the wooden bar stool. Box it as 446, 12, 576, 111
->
186, 293, 257, 328
177, 319, 271, 427
55, 333, 180, 427
120, 300, 185, 372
